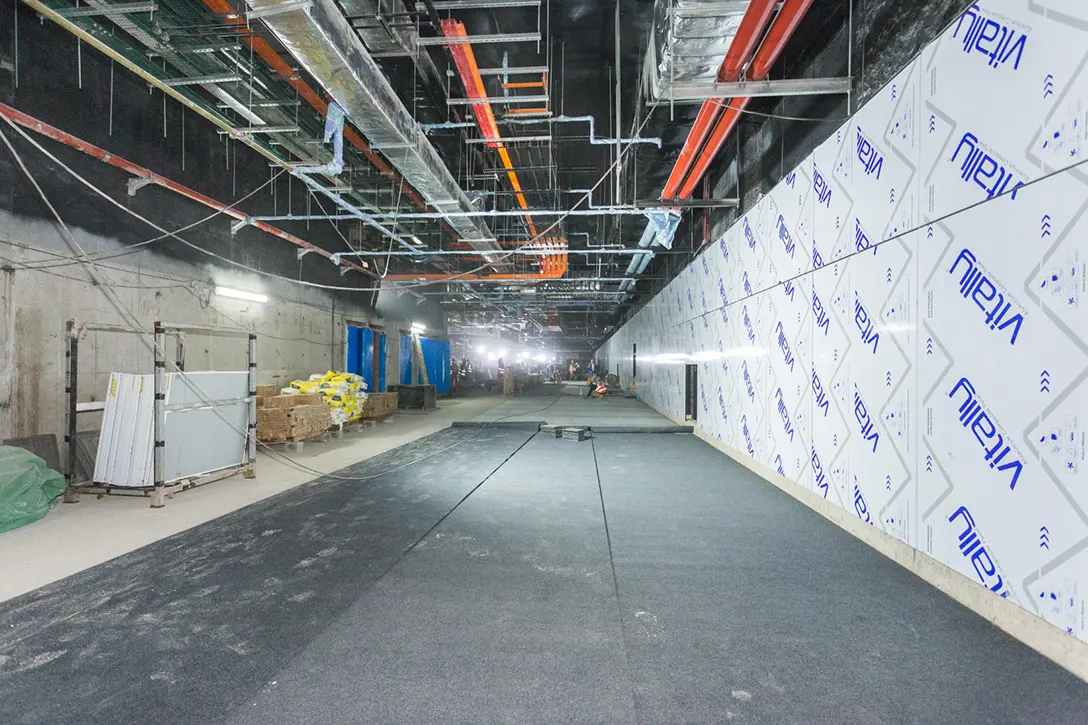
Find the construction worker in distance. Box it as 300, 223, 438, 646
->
589, 379, 608, 399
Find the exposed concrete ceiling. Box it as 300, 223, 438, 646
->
3, 0, 972, 353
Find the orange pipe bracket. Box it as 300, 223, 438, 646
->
384, 239, 568, 282
669, 0, 815, 200
661, 0, 778, 200
441, 18, 540, 239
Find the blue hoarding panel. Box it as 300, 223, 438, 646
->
377, 332, 386, 392
399, 335, 450, 393
400, 334, 412, 385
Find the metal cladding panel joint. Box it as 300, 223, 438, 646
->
599, 0, 1088, 647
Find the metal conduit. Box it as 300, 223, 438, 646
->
250, 207, 663, 221
421, 115, 663, 148
245, 0, 507, 265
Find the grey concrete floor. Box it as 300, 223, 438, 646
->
0, 429, 1085, 724
464, 382, 685, 430
0, 393, 508, 603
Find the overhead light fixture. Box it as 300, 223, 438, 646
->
477, 345, 486, 354
215, 286, 267, 303
410, 322, 426, 334
409, 236, 425, 246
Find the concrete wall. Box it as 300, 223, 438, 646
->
0, 5, 452, 438
0, 210, 430, 441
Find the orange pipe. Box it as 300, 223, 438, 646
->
748, 0, 815, 81
384, 241, 567, 281
660, 102, 723, 199
721, 0, 779, 82
501, 81, 545, 89
0, 102, 376, 278
676, 0, 814, 199
506, 108, 550, 115
441, 19, 539, 238
660, 0, 777, 200
678, 98, 749, 199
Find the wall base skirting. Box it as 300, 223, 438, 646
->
639, 398, 1088, 682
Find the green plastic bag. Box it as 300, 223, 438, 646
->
0, 446, 66, 534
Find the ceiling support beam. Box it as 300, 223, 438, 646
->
635, 198, 740, 208
431, 0, 539, 8
648, 77, 851, 105
477, 65, 549, 75
251, 207, 673, 221
160, 73, 241, 86
330, 249, 689, 257
55, 1, 156, 16
418, 32, 540, 46
448, 95, 550, 105
463, 135, 551, 144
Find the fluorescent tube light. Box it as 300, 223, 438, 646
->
215, 286, 267, 303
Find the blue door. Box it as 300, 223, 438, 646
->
346, 325, 366, 377
399, 335, 451, 393
377, 332, 386, 392
399, 334, 412, 385
347, 325, 383, 392
421, 338, 451, 394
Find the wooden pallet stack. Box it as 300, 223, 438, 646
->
359, 392, 398, 419
256, 385, 332, 444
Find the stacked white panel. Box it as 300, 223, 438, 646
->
92, 371, 248, 487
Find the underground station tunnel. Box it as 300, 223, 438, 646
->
0, 0, 1086, 722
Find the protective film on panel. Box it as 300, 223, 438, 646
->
599, 0, 1088, 642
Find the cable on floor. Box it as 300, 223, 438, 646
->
589, 434, 642, 724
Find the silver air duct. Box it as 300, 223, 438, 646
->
246, 0, 505, 263
642, 0, 749, 102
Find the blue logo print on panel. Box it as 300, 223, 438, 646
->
741, 415, 755, 457
953, 4, 1027, 70
948, 377, 1024, 490
854, 292, 881, 354
811, 446, 829, 498
775, 388, 795, 443
853, 479, 873, 523
856, 128, 884, 179
855, 218, 878, 256
951, 133, 1022, 200
776, 321, 796, 373
813, 290, 831, 336
854, 384, 880, 453
742, 305, 756, 342
948, 248, 1023, 345
814, 165, 833, 207
949, 506, 1008, 596
812, 370, 830, 417
744, 218, 757, 250
777, 215, 796, 258
742, 361, 756, 402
